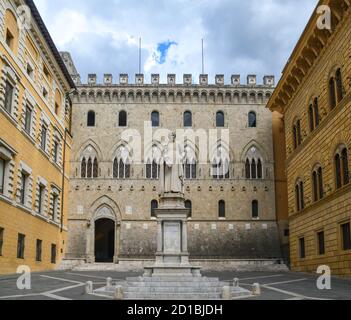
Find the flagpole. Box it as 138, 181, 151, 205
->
202, 38, 204, 74
139, 38, 142, 74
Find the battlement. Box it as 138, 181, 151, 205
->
74, 73, 275, 87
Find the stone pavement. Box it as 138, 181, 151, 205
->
0, 270, 350, 300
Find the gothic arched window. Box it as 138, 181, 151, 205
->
93, 158, 98, 178
81, 158, 86, 178
183, 145, 197, 180
292, 119, 302, 149
295, 179, 304, 212
335, 146, 349, 189
113, 146, 131, 179
80, 145, 99, 179
312, 165, 324, 202
245, 146, 264, 180
145, 146, 161, 180
87, 158, 92, 178
336, 68, 343, 103
314, 98, 320, 128
87, 111, 95, 127
329, 77, 336, 109
212, 145, 230, 179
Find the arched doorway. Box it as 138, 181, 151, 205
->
95, 218, 115, 263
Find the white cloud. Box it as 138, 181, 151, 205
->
33, 0, 318, 84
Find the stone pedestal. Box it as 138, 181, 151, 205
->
144, 192, 202, 277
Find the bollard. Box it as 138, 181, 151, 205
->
221, 286, 231, 300
85, 281, 93, 294
114, 285, 124, 300
252, 283, 261, 296
233, 278, 239, 287
106, 277, 113, 288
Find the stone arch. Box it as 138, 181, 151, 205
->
176, 91, 183, 103
240, 140, 269, 162
241, 91, 248, 103
77, 139, 103, 162
159, 90, 167, 103
90, 196, 122, 222
108, 140, 134, 162
168, 90, 175, 103
4, 9, 19, 54
88, 90, 95, 102
119, 91, 127, 102
210, 140, 234, 163
104, 90, 111, 102
192, 91, 200, 103
87, 196, 122, 263
249, 91, 257, 103
328, 131, 351, 161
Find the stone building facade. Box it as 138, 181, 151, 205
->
268, 0, 351, 276
0, 0, 74, 274
61, 54, 286, 266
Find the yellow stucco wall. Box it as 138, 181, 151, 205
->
268, 1, 351, 276
0, 2, 72, 275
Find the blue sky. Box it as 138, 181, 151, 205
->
34, 0, 318, 85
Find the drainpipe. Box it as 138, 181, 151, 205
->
60, 92, 74, 233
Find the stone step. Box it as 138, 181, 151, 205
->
127, 276, 220, 282
124, 293, 221, 300
126, 281, 227, 288
124, 287, 224, 294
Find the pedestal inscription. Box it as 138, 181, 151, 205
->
164, 222, 181, 253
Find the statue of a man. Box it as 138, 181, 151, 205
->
160, 133, 185, 194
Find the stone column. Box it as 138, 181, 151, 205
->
86, 219, 95, 263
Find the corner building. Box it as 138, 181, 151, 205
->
0, 0, 74, 274
268, 0, 351, 276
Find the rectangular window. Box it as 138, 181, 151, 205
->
20, 172, 27, 205
43, 65, 50, 79
24, 106, 32, 134
4, 81, 14, 113
27, 64, 34, 79
41, 125, 47, 150
299, 238, 305, 259
51, 244, 57, 264
53, 141, 59, 163
341, 223, 351, 251
38, 185, 45, 214
0, 227, 4, 256
52, 194, 58, 221
36, 239, 42, 262
317, 231, 325, 255
0, 158, 5, 194
5, 29, 14, 50
17, 234, 25, 259
43, 87, 48, 99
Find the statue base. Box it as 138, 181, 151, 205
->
159, 192, 186, 209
